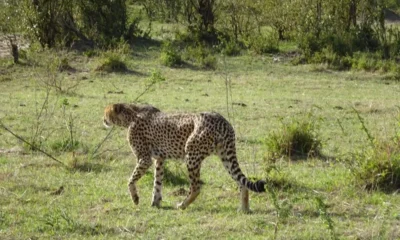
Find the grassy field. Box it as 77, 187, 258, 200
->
0, 41, 400, 239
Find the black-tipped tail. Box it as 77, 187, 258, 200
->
245, 179, 266, 193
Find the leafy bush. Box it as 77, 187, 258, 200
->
351, 140, 400, 192
265, 114, 322, 159
310, 48, 353, 71
160, 41, 183, 67
349, 112, 400, 192
96, 53, 127, 72
247, 34, 279, 55
183, 44, 217, 70
218, 38, 242, 56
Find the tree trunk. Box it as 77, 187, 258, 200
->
347, 0, 357, 30
197, 0, 215, 32
316, 0, 322, 39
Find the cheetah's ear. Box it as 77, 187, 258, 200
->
113, 104, 124, 113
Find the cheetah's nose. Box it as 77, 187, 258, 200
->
103, 119, 111, 128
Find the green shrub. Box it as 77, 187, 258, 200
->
184, 44, 217, 70
351, 140, 400, 191
310, 48, 352, 71
348, 112, 400, 192
247, 34, 279, 55
96, 53, 127, 72
218, 38, 242, 56
265, 114, 322, 159
160, 41, 182, 67
199, 54, 217, 70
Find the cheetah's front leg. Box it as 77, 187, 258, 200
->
128, 157, 152, 205
151, 159, 164, 207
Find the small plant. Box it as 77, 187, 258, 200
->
40, 52, 80, 94
351, 140, 400, 191
49, 98, 86, 154
265, 179, 293, 240
96, 52, 128, 73
218, 38, 242, 56
246, 34, 279, 55
265, 113, 322, 159
349, 111, 400, 191
133, 69, 166, 102
184, 44, 217, 70
160, 41, 182, 67
315, 197, 337, 240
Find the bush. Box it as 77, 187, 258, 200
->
348, 112, 400, 192
218, 38, 242, 56
310, 48, 352, 71
183, 44, 217, 70
265, 114, 322, 159
96, 53, 128, 72
247, 34, 279, 55
351, 140, 400, 192
160, 41, 183, 67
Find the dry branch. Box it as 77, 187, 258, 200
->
0, 120, 68, 168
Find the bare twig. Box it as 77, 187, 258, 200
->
352, 107, 374, 146
90, 127, 115, 159
0, 120, 68, 168
133, 82, 156, 102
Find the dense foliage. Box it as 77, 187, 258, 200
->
1, 0, 131, 48
2, 0, 400, 67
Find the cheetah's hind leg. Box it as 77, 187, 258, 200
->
177, 154, 203, 210
238, 185, 251, 213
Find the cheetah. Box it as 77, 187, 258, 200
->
103, 103, 265, 212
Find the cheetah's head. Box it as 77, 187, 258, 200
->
103, 103, 133, 128
103, 103, 160, 128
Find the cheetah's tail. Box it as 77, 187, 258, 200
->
220, 156, 266, 193
241, 177, 266, 193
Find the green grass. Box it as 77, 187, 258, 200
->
0, 41, 400, 239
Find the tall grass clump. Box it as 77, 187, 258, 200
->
351, 140, 400, 191
96, 53, 128, 72
350, 111, 400, 192
265, 113, 322, 159
96, 41, 130, 72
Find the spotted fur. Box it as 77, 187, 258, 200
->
103, 103, 265, 212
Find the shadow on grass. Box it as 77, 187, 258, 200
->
68, 160, 110, 173
163, 163, 189, 186
131, 37, 162, 52
95, 66, 147, 76
284, 152, 337, 162
158, 205, 176, 210
37, 220, 119, 236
